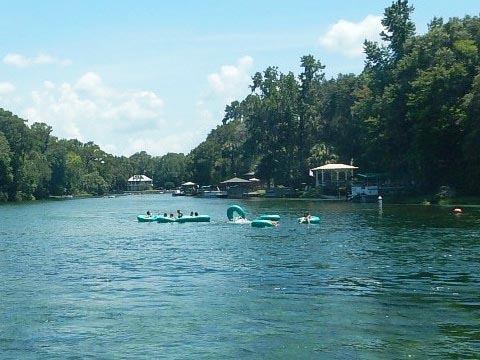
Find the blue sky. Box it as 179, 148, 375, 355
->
0, 0, 478, 156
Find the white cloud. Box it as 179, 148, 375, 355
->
206, 55, 253, 103
199, 55, 254, 126
75, 72, 112, 98
21, 72, 168, 156
189, 56, 255, 152
318, 15, 384, 57
0, 82, 15, 94
3, 53, 72, 67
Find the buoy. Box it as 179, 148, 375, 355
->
453, 208, 462, 214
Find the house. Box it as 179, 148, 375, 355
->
127, 175, 153, 191
220, 177, 251, 198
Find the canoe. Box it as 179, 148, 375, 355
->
259, 214, 280, 221
137, 215, 158, 222
251, 219, 277, 228
298, 215, 320, 224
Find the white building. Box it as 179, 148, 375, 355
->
311, 163, 358, 188
127, 175, 153, 191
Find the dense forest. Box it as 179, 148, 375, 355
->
1, 0, 479, 202
0, 112, 190, 201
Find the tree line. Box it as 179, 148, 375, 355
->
1, 1, 479, 201
192, 1, 480, 195
0, 110, 190, 201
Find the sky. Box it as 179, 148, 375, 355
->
0, 0, 478, 157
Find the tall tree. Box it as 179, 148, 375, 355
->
381, 0, 416, 61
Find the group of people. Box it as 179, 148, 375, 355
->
146, 209, 199, 218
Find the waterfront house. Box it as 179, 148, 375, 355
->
127, 175, 153, 191
221, 177, 251, 198
311, 163, 358, 188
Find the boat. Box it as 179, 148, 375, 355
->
172, 189, 185, 197
197, 186, 228, 198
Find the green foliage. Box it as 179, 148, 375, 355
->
1, 4, 480, 201
197, 8, 480, 195
164, 181, 175, 190
153, 153, 189, 189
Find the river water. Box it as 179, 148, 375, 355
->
1, 195, 479, 359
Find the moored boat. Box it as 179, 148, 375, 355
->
197, 186, 228, 198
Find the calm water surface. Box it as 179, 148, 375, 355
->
1, 195, 479, 359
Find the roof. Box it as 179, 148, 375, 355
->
181, 181, 196, 186
128, 174, 152, 182
311, 163, 358, 171
248, 177, 260, 181
221, 177, 251, 184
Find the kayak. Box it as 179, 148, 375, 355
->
298, 215, 320, 224
259, 214, 280, 221
251, 219, 277, 228
137, 215, 158, 222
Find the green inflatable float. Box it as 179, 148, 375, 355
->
139, 214, 210, 223
251, 219, 277, 228
227, 205, 246, 221
156, 215, 210, 223
227, 205, 280, 227
298, 215, 321, 224
259, 214, 280, 221
175, 215, 211, 223
137, 215, 158, 222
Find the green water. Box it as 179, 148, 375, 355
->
1, 195, 479, 359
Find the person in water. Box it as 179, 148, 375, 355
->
177, 210, 183, 218
163, 213, 168, 217
190, 211, 194, 216
146, 210, 152, 217
194, 212, 198, 216
302, 212, 311, 223
169, 213, 175, 218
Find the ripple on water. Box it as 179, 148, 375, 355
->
0, 198, 479, 358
